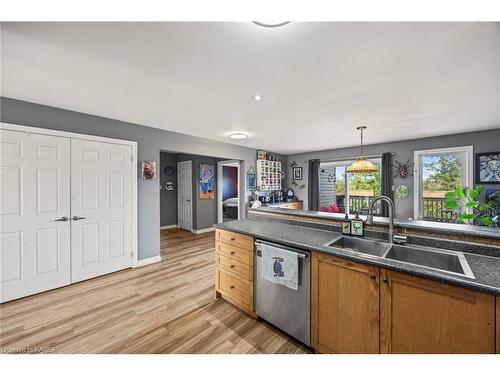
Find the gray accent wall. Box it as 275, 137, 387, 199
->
1, 97, 257, 260
286, 128, 500, 219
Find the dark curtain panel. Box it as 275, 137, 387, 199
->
308, 159, 321, 211
381, 152, 394, 217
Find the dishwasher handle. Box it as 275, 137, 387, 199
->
255, 240, 308, 259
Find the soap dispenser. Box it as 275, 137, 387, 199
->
342, 213, 351, 235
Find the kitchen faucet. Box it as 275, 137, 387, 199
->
365, 195, 396, 244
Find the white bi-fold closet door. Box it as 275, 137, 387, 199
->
1, 126, 136, 303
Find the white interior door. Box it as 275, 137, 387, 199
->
1, 130, 71, 303
70, 139, 133, 283
177, 161, 192, 231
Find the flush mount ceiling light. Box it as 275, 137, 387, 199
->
253, 94, 262, 101
229, 132, 249, 139
252, 21, 291, 28
347, 126, 378, 173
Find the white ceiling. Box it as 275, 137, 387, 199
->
1, 22, 499, 154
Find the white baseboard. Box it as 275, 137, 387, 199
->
160, 224, 178, 230
192, 227, 215, 234
135, 255, 161, 268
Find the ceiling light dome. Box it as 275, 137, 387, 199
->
252, 21, 290, 28
229, 132, 249, 139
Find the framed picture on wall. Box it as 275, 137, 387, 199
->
475, 152, 500, 184
199, 163, 215, 199
141, 161, 157, 180
247, 167, 256, 189
292, 166, 303, 180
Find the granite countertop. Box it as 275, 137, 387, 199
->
250, 207, 500, 239
214, 219, 500, 296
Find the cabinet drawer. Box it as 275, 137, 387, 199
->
216, 253, 253, 281
216, 241, 253, 267
218, 268, 252, 305
216, 229, 253, 250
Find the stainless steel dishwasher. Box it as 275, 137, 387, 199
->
255, 240, 310, 346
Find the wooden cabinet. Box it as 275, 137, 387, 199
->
273, 201, 303, 210
380, 269, 495, 353
215, 229, 255, 316
281, 201, 303, 210
311, 252, 380, 353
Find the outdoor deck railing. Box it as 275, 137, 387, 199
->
335, 195, 456, 223
422, 197, 456, 223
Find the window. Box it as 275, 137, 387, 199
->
414, 146, 473, 222
319, 159, 381, 215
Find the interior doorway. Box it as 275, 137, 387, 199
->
217, 160, 240, 223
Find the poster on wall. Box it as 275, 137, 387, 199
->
199, 163, 215, 199
141, 161, 157, 180
475, 152, 500, 184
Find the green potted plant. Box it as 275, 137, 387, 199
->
444, 185, 496, 227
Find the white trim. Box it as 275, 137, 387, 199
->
177, 160, 193, 232
217, 160, 241, 223
0, 122, 137, 147
192, 227, 215, 234
1, 122, 140, 269
413, 145, 473, 221
134, 255, 161, 268
160, 224, 178, 230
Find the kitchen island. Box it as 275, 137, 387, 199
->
213, 209, 500, 353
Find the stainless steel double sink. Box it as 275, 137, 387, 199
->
324, 235, 475, 279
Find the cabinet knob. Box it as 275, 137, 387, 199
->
230, 264, 235, 269
370, 274, 376, 279
230, 237, 235, 241
230, 285, 235, 289
230, 251, 235, 255
383, 277, 389, 283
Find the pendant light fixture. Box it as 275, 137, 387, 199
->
347, 126, 378, 173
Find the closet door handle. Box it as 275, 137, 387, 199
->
54, 216, 69, 222
72, 216, 86, 221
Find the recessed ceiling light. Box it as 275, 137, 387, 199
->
253, 94, 262, 101
229, 133, 249, 139
252, 21, 291, 28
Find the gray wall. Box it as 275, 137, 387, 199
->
286, 128, 500, 219
1, 97, 257, 260
159, 152, 178, 227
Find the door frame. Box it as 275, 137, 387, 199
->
217, 160, 241, 223
0, 122, 139, 267
177, 160, 193, 232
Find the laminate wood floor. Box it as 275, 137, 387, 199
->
0, 228, 309, 354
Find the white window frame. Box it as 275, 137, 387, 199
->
413, 145, 473, 221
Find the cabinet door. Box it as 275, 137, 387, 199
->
380, 269, 495, 353
311, 252, 380, 353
